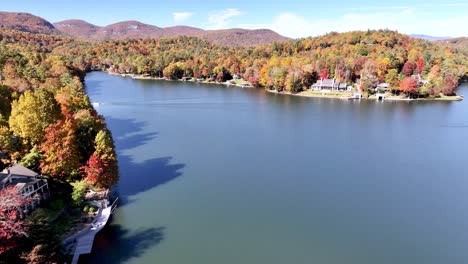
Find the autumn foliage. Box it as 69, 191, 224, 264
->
416, 57, 425, 75
0, 26, 120, 262
74, 29, 466, 96
319, 69, 329, 79
400, 77, 419, 95
82, 152, 118, 188
402, 61, 416, 76
0, 186, 30, 254
442, 73, 458, 95
81, 130, 119, 189
39, 117, 81, 178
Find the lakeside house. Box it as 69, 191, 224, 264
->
311, 78, 350, 91
0, 165, 50, 212
412, 75, 429, 86
375, 83, 389, 92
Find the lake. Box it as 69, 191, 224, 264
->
81, 71, 468, 264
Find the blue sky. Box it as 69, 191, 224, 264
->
2, 0, 467, 38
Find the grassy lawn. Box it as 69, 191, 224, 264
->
433, 95, 464, 101
230, 79, 250, 85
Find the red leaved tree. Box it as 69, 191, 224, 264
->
81, 130, 119, 189
40, 117, 81, 178
319, 69, 329, 79
442, 73, 458, 95
216, 72, 224, 82
400, 77, 418, 96
0, 186, 30, 254
82, 152, 117, 188
402, 61, 416, 76
416, 57, 425, 75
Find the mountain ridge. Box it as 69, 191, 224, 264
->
6, 12, 464, 47
0, 11, 289, 47
0, 11, 58, 34
409, 34, 452, 41
54, 19, 289, 46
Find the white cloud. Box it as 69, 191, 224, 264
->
346, 5, 410, 11
239, 9, 468, 38
172, 12, 193, 23
440, 2, 468, 7
207, 8, 243, 29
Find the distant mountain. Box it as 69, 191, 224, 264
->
161, 25, 205, 37
54, 19, 289, 47
94, 21, 165, 40
437, 37, 468, 47
410, 34, 452, 41
0, 11, 57, 34
201, 28, 287, 47
0, 11, 290, 46
54, 19, 100, 38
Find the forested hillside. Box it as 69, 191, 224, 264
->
53, 19, 289, 47
0, 29, 118, 262
0, 12, 57, 34
74, 30, 467, 96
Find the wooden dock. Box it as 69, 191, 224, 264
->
68, 198, 118, 264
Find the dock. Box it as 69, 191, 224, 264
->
65, 198, 118, 264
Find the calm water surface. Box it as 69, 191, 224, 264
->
82, 71, 468, 264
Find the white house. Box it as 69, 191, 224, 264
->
375, 83, 389, 92
311, 78, 348, 91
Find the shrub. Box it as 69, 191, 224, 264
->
71, 180, 87, 206
49, 199, 65, 211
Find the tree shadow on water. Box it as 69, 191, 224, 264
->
117, 155, 185, 205
78, 225, 165, 264
77, 117, 184, 262
104, 116, 186, 206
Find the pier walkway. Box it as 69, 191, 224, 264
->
64, 198, 118, 264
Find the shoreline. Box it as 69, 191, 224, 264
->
106, 71, 463, 102
265, 89, 464, 102
107, 71, 254, 88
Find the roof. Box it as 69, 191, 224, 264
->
321, 79, 335, 86
15, 182, 26, 189
312, 79, 348, 89
1, 164, 38, 177
0, 165, 41, 191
